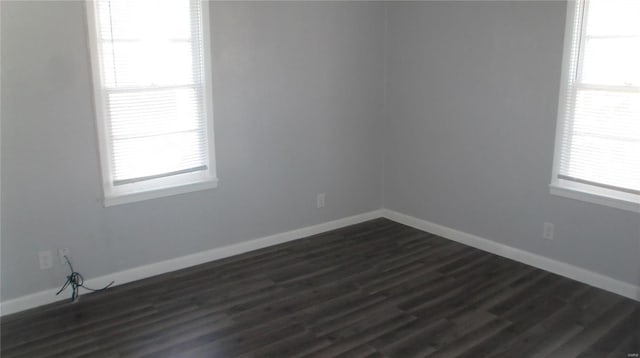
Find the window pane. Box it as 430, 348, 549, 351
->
102, 41, 199, 87
585, 0, 640, 37
580, 38, 640, 86
573, 89, 640, 141
561, 89, 640, 192
97, 0, 193, 41
90, 0, 214, 199
555, 0, 640, 208
564, 135, 640, 192
112, 131, 207, 182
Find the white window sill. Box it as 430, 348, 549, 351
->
550, 181, 640, 213
104, 178, 218, 207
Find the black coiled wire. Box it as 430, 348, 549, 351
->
56, 256, 114, 302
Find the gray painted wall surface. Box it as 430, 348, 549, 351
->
384, 1, 639, 286
2, 1, 638, 303
1, 1, 385, 300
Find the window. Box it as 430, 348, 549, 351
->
86, 0, 217, 206
552, 0, 640, 212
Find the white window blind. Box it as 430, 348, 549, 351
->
553, 0, 640, 210
88, 0, 216, 205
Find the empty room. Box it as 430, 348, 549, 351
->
1, 0, 639, 357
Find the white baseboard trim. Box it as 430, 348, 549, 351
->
3, 207, 637, 316
0, 209, 384, 316
381, 209, 640, 302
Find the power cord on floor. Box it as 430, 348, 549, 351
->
56, 255, 114, 302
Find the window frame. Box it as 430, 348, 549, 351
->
550, 0, 640, 213
85, 0, 218, 207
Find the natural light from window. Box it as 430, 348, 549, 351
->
553, 0, 640, 211
89, 0, 215, 205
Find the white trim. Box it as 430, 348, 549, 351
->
550, 182, 640, 213
201, 0, 217, 190
381, 209, 640, 302
0, 210, 384, 316
3, 208, 637, 315
550, 0, 578, 185
85, 0, 112, 203
104, 177, 218, 207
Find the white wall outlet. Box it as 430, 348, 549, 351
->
58, 248, 70, 264
543, 222, 554, 240
316, 193, 326, 208
38, 251, 53, 270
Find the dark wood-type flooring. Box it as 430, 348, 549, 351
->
2, 219, 639, 357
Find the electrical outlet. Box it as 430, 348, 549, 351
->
316, 193, 326, 208
58, 248, 70, 264
543, 222, 554, 240
38, 251, 53, 270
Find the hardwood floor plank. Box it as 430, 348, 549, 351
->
488, 305, 582, 358
236, 332, 330, 358
332, 344, 379, 358
577, 309, 640, 358
428, 318, 513, 358
309, 300, 403, 336
546, 301, 637, 358
380, 319, 451, 357
306, 314, 417, 357
368, 317, 450, 352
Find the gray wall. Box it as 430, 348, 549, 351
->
2, 1, 638, 303
384, 1, 640, 286
1, 1, 385, 301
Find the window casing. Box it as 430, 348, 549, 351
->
551, 0, 640, 212
86, 0, 217, 206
